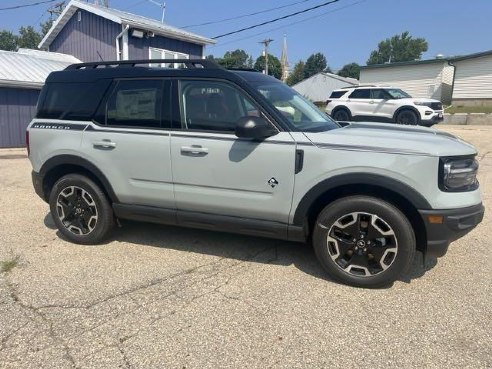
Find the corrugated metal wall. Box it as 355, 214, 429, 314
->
453, 55, 492, 99
360, 62, 447, 100
50, 9, 120, 62
128, 35, 203, 59
0, 87, 39, 148
293, 73, 358, 102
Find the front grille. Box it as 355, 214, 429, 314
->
431, 102, 443, 110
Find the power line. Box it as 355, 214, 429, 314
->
212, 0, 340, 39
181, 0, 313, 29
209, 0, 365, 49
0, 0, 57, 11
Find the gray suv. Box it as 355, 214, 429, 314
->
27, 59, 484, 288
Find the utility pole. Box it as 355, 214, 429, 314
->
47, 1, 65, 18
259, 38, 273, 75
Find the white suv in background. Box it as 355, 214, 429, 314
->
326, 86, 444, 126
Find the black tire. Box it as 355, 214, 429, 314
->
395, 109, 419, 125
49, 174, 115, 244
332, 108, 351, 122
312, 196, 415, 288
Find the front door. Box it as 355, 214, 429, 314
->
170, 79, 296, 223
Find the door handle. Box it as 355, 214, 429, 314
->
369, 100, 375, 104
181, 145, 208, 156
92, 139, 116, 149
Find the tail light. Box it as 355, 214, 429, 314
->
26, 130, 30, 156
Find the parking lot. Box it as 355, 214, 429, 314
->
0, 125, 491, 369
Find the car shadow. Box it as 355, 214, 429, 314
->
45, 212, 438, 288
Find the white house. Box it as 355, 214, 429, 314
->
451, 50, 492, 106
360, 59, 454, 104
292, 72, 358, 104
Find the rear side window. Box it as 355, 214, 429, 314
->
103, 79, 164, 129
36, 80, 110, 120
348, 89, 370, 99
329, 90, 347, 98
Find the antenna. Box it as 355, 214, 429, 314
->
147, 0, 166, 22
259, 38, 273, 75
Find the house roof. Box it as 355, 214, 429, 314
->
39, 0, 216, 49
293, 72, 359, 87
0, 49, 80, 89
361, 49, 492, 70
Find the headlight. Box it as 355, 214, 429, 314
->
439, 156, 479, 192
414, 101, 433, 107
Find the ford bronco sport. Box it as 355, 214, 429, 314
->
27, 59, 484, 287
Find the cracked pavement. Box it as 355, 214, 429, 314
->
0, 125, 491, 368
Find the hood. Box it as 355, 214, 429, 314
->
303, 122, 477, 157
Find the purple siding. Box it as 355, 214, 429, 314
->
0, 87, 39, 148
128, 34, 203, 59
50, 9, 120, 62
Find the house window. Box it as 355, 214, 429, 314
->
149, 47, 189, 68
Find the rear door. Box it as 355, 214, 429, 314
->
170, 79, 296, 223
81, 78, 175, 208
347, 88, 371, 117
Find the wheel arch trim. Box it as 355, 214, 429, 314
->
39, 155, 119, 203
292, 173, 432, 226
393, 106, 421, 122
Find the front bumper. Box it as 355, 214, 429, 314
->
421, 111, 444, 126
419, 203, 484, 258
32, 170, 47, 202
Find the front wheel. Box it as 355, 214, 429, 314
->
332, 108, 351, 121
49, 174, 115, 244
396, 110, 419, 125
312, 196, 415, 288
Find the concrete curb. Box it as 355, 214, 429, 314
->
443, 113, 492, 125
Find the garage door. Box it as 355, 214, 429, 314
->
0, 87, 40, 148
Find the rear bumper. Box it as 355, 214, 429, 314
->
419, 203, 484, 257
32, 170, 47, 202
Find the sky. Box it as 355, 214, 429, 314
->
1, 0, 491, 70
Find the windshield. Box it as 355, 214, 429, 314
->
250, 81, 339, 132
386, 88, 412, 99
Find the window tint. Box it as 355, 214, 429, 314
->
348, 89, 370, 99
37, 82, 111, 120
105, 80, 163, 128
180, 80, 260, 132
329, 90, 347, 98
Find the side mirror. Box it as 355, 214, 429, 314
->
235, 116, 277, 140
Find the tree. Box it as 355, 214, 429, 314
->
286, 61, 305, 86
367, 31, 428, 65
40, 20, 53, 37
337, 62, 360, 79
254, 54, 282, 79
217, 49, 250, 69
0, 30, 17, 51
17, 26, 42, 49
304, 52, 328, 79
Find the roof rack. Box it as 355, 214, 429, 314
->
226, 67, 260, 72
340, 84, 377, 89
65, 59, 220, 70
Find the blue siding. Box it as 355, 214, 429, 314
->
128, 34, 203, 59
0, 87, 39, 148
50, 9, 120, 62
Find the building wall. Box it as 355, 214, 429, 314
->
49, 9, 120, 62
0, 87, 39, 148
293, 73, 358, 103
128, 34, 203, 59
453, 55, 492, 100
360, 62, 447, 100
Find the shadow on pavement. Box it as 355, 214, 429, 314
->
45, 212, 438, 288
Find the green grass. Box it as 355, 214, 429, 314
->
445, 105, 492, 114
1, 256, 19, 273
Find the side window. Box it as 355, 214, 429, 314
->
104, 80, 164, 128
349, 89, 370, 99
329, 90, 347, 99
179, 80, 261, 132
371, 89, 390, 99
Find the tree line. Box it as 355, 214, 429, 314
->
0, 21, 53, 51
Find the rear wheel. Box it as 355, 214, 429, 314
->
312, 196, 415, 288
49, 174, 115, 244
396, 109, 419, 125
332, 108, 351, 121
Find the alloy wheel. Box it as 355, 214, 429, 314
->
56, 186, 98, 235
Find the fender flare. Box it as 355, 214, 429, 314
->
39, 155, 119, 202
292, 173, 432, 226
